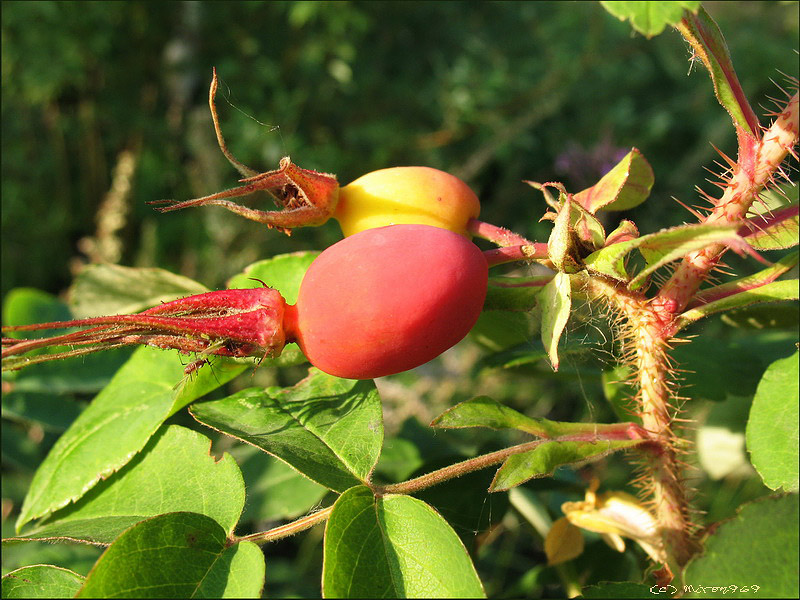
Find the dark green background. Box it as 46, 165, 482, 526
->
3, 1, 797, 298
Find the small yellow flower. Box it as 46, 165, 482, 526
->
546, 479, 666, 565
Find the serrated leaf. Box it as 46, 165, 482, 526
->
14, 425, 245, 543
601, 1, 700, 37
675, 7, 760, 137
574, 148, 654, 213
2, 565, 85, 599
68, 264, 208, 318
322, 486, 486, 598
746, 352, 799, 492
583, 223, 740, 286
544, 517, 584, 566
16, 347, 245, 532
191, 369, 383, 492
684, 495, 799, 598
540, 272, 572, 371
75, 512, 265, 598
490, 439, 643, 492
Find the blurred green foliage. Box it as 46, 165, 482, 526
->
2, 1, 797, 298
1, 3, 798, 595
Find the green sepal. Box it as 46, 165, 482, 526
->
573, 148, 654, 213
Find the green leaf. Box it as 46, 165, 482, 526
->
601, 1, 700, 38
414, 465, 509, 550
721, 303, 800, 330
6, 349, 134, 396
470, 310, 536, 352
2, 289, 132, 392
16, 347, 245, 531
746, 352, 799, 492
684, 495, 799, 598
490, 439, 644, 492
191, 369, 383, 492
2, 392, 85, 432
322, 486, 485, 598
682, 250, 798, 306
2, 288, 72, 332
601, 365, 639, 424
226, 251, 318, 304
14, 425, 246, 543
540, 272, 572, 371
473, 338, 591, 373
2, 565, 85, 599
548, 194, 580, 273
570, 202, 607, 249
227, 251, 320, 367
483, 276, 550, 312
573, 148, 654, 213
697, 395, 753, 480
677, 279, 799, 328
675, 7, 760, 137
68, 264, 208, 318
583, 223, 740, 286
432, 396, 554, 436
743, 203, 799, 250
75, 512, 265, 598
670, 334, 766, 402
236, 445, 327, 522
431, 396, 626, 440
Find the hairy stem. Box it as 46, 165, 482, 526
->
233, 506, 333, 545
581, 275, 697, 574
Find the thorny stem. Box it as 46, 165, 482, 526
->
654, 92, 799, 320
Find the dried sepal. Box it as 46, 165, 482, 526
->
150, 69, 339, 234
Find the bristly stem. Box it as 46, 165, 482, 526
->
579, 274, 699, 576
654, 92, 799, 319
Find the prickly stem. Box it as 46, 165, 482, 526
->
655, 92, 799, 318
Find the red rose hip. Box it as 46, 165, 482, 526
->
284, 224, 488, 379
